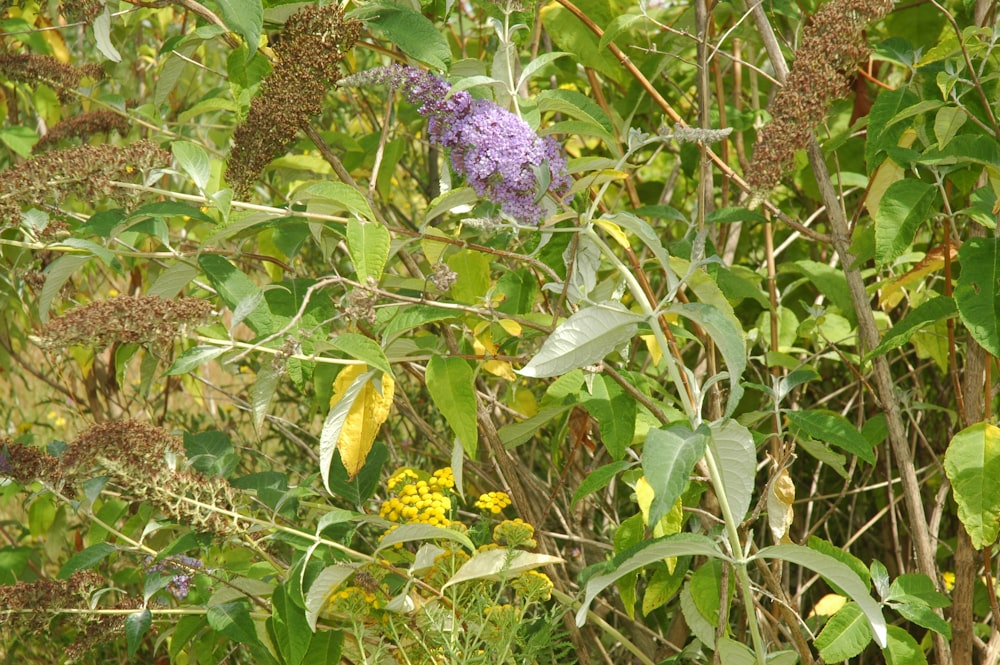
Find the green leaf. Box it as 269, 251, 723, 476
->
425, 356, 479, 456
575, 533, 726, 627
302, 630, 343, 664
93, 6, 122, 62
38, 255, 89, 323
708, 420, 756, 523
864, 296, 957, 361
537, 89, 617, 147
442, 549, 563, 589
717, 636, 756, 665
679, 579, 716, 647
251, 364, 279, 431
199, 254, 273, 334
883, 624, 928, 665
887, 573, 949, 607
944, 422, 1000, 549
815, 602, 872, 662
125, 609, 152, 658
346, 219, 390, 284
866, 87, 920, 170
571, 461, 634, 505
376, 523, 475, 552
0, 125, 38, 156
445, 249, 491, 305
171, 140, 211, 191
955, 237, 1000, 356
933, 106, 967, 149
295, 182, 375, 222
355, 3, 450, 70
642, 425, 707, 527
383, 305, 459, 342
754, 544, 886, 647
164, 345, 227, 376
874, 179, 938, 266
212, 0, 262, 58
329, 333, 391, 376
582, 374, 636, 460
58, 543, 116, 579
664, 302, 746, 415
888, 598, 950, 637
518, 301, 642, 378
207, 599, 260, 645
785, 409, 875, 464
540, 0, 627, 87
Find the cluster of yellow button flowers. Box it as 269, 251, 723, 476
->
379, 467, 456, 527
474, 490, 512, 514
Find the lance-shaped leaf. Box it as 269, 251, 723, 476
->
642, 425, 707, 527
518, 301, 642, 378
708, 420, 756, 524
442, 549, 564, 590
425, 356, 478, 457
346, 218, 390, 284
955, 237, 1000, 357
944, 422, 1000, 549
320, 365, 394, 487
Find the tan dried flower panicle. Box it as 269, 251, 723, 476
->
60, 0, 104, 23
0, 571, 103, 633
226, 5, 361, 198
34, 110, 129, 151
0, 141, 169, 224
0, 51, 104, 101
0, 437, 63, 487
747, 0, 894, 194
36, 295, 212, 349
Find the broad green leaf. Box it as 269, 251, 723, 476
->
536, 89, 617, 148
864, 296, 957, 361
874, 179, 938, 266
679, 580, 716, 647
164, 345, 228, 376
642, 426, 707, 527
785, 409, 875, 463
425, 356, 479, 457
302, 630, 343, 664
888, 597, 950, 637
251, 364, 279, 431
375, 523, 475, 552
321, 366, 394, 484
382, 305, 459, 342
571, 461, 633, 505
58, 543, 116, 579
664, 302, 746, 415
518, 302, 642, 378
933, 106, 966, 149
918, 134, 1000, 170
0, 125, 37, 156
708, 420, 756, 523
754, 544, 886, 647
582, 374, 636, 460
540, 0, 627, 87
517, 52, 571, 90
955, 237, 1000, 356
883, 624, 928, 665
815, 602, 872, 661
38, 255, 89, 323
442, 549, 564, 589
295, 182, 374, 222
887, 573, 949, 607
329, 333, 391, 376
866, 87, 920, 170
148, 261, 202, 298
346, 219, 390, 284
213, 0, 263, 59
689, 558, 725, 628
717, 636, 755, 665
785, 260, 855, 324
199, 254, 273, 334
445, 249, 491, 305
172, 140, 211, 191
304, 565, 354, 631
207, 600, 260, 645
576, 533, 726, 627
93, 6, 122, 62
498, 405, 574, 449
355, 3, 450, 70
944, 422, 1000, 549
125, 609, 152, 658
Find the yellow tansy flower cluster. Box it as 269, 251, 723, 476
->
380, 467, 454, 527
493, 518, 537, 549
512, 570, 554, 602
474, 490, 511, 514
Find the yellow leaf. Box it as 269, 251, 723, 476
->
808, 593, 847, 618
866, 128, 916, 218
640, 334, 663, 366
595, 219, 631, 249
767, 467, 795, 544
498, 318, 522, 337
483, 359, 517, 381
420, 227, 451, 265
636, 476, 654, 525
330, 365, 395, 479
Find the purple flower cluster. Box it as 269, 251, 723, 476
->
145, 555, 203, 600
341, 65, 572, 224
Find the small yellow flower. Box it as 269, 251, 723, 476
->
475, 490, 511, 514
493, 518, 536, 549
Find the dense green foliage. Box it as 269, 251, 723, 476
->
0, 0, 998, 663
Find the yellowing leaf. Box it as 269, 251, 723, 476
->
498, 318, 523, 337
767, 467, 795, 544
421, 227, 451, 265
636, 476, 654, 524
483, 359, 517, 381
595, 219, 630, 249
328, 364, 395, 479
640, 334, 663, 365
866, 129, 917, 218
809, 593, 848, 618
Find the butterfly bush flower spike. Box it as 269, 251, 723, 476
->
341, 65, 571, 224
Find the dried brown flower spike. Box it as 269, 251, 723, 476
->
0, 51, 104, 101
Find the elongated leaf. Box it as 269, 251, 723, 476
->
642, 426, 707, 527
518, 302, 642, 378
754, 544, 886, 647
582, 374, 635, 460
576, 533, 726, 627
815, 602, 872, 661
375, 523, 475, 552
347, 219, 390, 284
207, 600, 259, 644
39, 255, 89, 323
717, 636, 756, 665
442, 549, 564, 589
329, 333, 391, 376
199, 254, 273, 334
425, 356, 478, 457
785, 409, 875, 463
148, 261, 202, 298
356, 3, 450, 70
213, 0, 262, 58
883, 624, 928, 665
58, 543, 116, 579
864, 296, 957, 361
125, 609, 152, 658
708, 420, 756, 523
664, 302, 746, 415
571, 460, 634, 505
944, 422, 1000, 549
320, 366, 394, 485
304, 565, 355, 631
172, 140, 211, 191
93, 6, 122, 62
251, 365, 279, 431
955, 237, 1000, 356
164, 345, 228, 376
295, 182, 375, 222
874, 179, 938, 266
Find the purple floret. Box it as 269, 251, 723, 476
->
341, 65, 572, 224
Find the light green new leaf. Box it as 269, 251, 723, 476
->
576, 533, 726, 627
0, 126, 38, 157
815, 602, 872, 661
347, 218, 390, 284
295, 182, 375, 222
708, 420, 756, 523
446, 249, 491, 305
426, 356, 479, 457
754, 544, 886, 647
933, 106, 966, 149
944, 422, 1000, 549
874, 179, 938, 266
442, 549, 564, 590
212, 0, 262, 59
955, 237, 1000, 357
785, 409, 875, 463
642, 426, 707, 527
172, 141, 211, 191
518, 302, 642, 378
